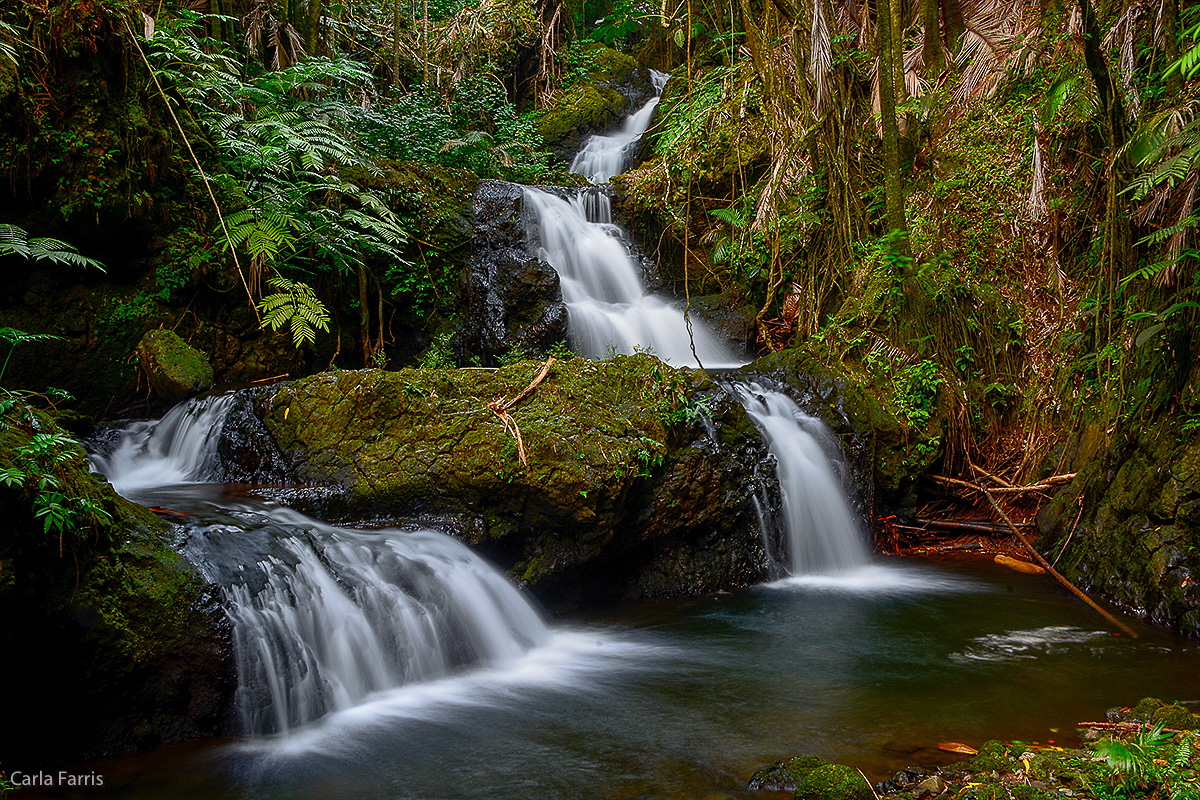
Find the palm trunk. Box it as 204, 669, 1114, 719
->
305, 0, 322, 57
922, 0, 943, 74
1163, 0, 1182, 96
392, 0, 403, 87
878, 0, 908, 238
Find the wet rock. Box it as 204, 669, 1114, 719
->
460, 181, 568, 366
136, 328, 214, 403
795, 763, 875, 800
748, 754, 828, 791
913, 775, 947, 798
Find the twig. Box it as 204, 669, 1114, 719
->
1052, 495, 1086, 568
486, 357, 556, 467
967, 455, 1016, 488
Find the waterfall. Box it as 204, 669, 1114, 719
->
570, 70, 668, 184
524, 188, 738, 367
91, 393, 239, 493
211, 512, 550, 736
93, 396, 552, 737
733, 383, 870, 574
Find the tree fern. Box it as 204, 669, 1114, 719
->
256, 277, 331, 348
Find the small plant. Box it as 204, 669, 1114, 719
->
498, 343, 531, 366
256, 277, 331, 348
418, 332, 455, 370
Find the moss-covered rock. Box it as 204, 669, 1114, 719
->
1132, 697, 1200, 730
0, 402, 231, 765
136, 328, 214, 403
258, 356, 773, 607
965, 741, 1014, 774
1037, 375, 1200, 636
795, 763, 875, 800
749, 754, 828, 791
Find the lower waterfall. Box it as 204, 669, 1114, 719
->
92, 395, 552, 736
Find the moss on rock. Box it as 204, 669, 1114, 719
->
136, 328, 214, 403
749, 754, 828, 791
796, 763, 875, 800
260, 356, 772, 606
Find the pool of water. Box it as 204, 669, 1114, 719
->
43, 550, 1198, 800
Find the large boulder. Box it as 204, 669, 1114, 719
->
459, 180, 569, 365
136, 328, 214, 403
257, 356, 775, 608
0, 403, 232, 765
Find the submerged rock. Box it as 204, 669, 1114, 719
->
136, 328, 214, 403
257, 356, 774, 607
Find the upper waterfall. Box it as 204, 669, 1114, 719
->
733, 383, 871, 574
570, 70, 668, 183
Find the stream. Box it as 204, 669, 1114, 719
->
35, 69, 1200, 800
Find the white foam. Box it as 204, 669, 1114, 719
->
760, 564, 982, 594
950, 625, 1109, 663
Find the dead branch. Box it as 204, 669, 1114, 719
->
1077, 721, 1196, 735
486, 357, 556, 467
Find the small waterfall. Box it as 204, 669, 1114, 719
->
570, 70, 668, 184
733, 383, 870, 574
93, 397, 552, 737
92, 393, 238, 493
523, 188, 739, 367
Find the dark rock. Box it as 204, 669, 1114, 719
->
913, 775, 947, 798
459, 180, 569, 366
136, 328, 214, 403
749, 754, 828, 791
0, 404, 232, 766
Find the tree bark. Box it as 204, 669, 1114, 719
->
1163, 0, 1182, 96
921, 0, 943, 74
392, 0, 403, 87
305, 0, 323, 57
878, 0, 908, 237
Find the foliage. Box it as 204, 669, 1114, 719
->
1089, 726, 1200, 800
0, 224, 104, 272
0, 400, 112, 554
256, 277, 332, 348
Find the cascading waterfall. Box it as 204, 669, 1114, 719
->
522, 70, 740, 367
733, 382, 870, 574
524, 188, 738, 367
92, 395, 551, 737
569, 70, 668, 184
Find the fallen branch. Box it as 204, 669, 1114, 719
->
486, 357, 556, 467
978, 486, 1139, 639
913, 518, 1033, 534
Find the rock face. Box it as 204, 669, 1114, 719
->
0, 404, 232, 765
1037, 410, 1200, 637
459, 181, 569, 365
258, 357, 776, 608
136, 328, 214, 403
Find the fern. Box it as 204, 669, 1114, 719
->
256, 277, 331, 348
0, 224, 105, 271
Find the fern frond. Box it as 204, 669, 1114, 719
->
255, 278, 330, 348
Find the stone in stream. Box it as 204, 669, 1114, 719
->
136, 328, 214, 403
748, 754, 828, 791
795, 763, 875, 800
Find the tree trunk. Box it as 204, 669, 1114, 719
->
878, 0, 908, 238
305, 0, 323, 57
922, 0, 943, 74
392, 0, 403, 87
1163, 0, 1182, 96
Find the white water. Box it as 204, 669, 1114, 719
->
224, 513, 551, 735
569, 70, 669, 184
525, 188, 739, 367
92, 396, 555, 737
91, 393, 237, 493
734, 383, 871, 575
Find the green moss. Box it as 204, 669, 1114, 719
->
795, 763, 874, 800
966, 741, 1014, 774
749, 754, 828, 791
136, 328, 214, 402
536, 83, 628, 145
